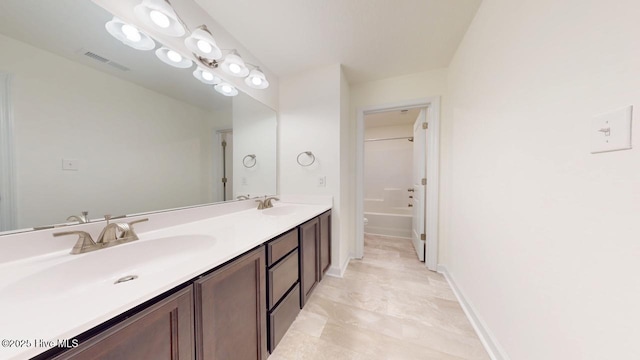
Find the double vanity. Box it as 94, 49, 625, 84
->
0, 197, 332, 360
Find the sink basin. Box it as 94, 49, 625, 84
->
0, 235, 216, 302
262, 205, 299, 217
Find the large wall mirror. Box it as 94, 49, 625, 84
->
0, 0, 277, 234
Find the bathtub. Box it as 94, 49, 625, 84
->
363, 199, 412, 238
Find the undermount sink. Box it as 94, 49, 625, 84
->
261, 205, 299, 217
1, 235, 216, 302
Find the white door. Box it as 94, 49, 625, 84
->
411, 109, 427, 261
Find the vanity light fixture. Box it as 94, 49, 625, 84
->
193, 67, 222, 85
214, 82, 239, 97
117, 0, 270, 90
185, 25, 222, 60
221, 50, 250, 77
245, 67, 269, 89
155, 47, 193, 68
105, 17, 155, 51
134, 0, 186, 37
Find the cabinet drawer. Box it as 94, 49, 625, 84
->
268, 249, 299, 309
269, 283, 300, 353
266, 228, 298, 266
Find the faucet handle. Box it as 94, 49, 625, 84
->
53, 231, 99, 255
120, 218, 149, 241
255, 199, 265, 210
66, 211, 90, 224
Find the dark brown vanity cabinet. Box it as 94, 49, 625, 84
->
52, 287, 194, 360
194, 246, 268, 360
299, 210, 332, 307
299, 218, 320, 308
265, 229, 300, 353
319, 211, 332, 279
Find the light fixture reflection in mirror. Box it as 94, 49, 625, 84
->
155, 46, 193, 68
105, 17, 155, 51
215, 82, 239, 96
193, 67, 222, 85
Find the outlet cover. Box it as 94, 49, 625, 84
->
62, 158, 79, 171
590, 105, 633, 154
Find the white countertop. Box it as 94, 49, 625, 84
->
0, 198, 331, 360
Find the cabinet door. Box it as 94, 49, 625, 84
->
194, 247, 267, 360
319, 211, 332, 279
299, 218, 320, 308
53, 287, 194, 360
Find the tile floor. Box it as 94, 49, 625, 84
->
269, 234, 489, 360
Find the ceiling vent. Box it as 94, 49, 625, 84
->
83, 51, 109, 63
81, 50, 130, 72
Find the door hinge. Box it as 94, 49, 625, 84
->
222, 177, 227, 183
422, 122, 428, 130
421, 233, 426, 241
421, 178, 426, 185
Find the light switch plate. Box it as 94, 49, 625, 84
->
62, 158, 79, 171
590, 105, 633, 154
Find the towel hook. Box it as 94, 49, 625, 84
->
243, 154, 257, 168
297, 151, 315, 167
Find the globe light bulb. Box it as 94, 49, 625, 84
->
251, 77, 262, 86
229, 63, 241, 74
197, 40, 213, 54
167, 50, 182, 63
121, 24, 141, 42
149, 10, 170, 28
202, 71, 214, 81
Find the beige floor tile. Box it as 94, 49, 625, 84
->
270, 234, 489, 360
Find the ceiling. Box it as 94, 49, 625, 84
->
365, 108, 420, 129
195, 0, 482, 84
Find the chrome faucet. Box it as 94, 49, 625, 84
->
53, 230, 100, 254
256, 196, 280, 210
264, 196, 279, 209
67, 211, 89, 224
53, 215, 149, 254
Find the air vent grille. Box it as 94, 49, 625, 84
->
83, 51, 109, 63
82, 51, 130, 72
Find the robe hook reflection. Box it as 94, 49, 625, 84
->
243, 154, 257, 168
297, 151, 316, 167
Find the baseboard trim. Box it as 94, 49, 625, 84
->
437, 265, 510, 360
326, 254, 351, 278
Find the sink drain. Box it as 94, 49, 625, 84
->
114, 275, 138, 284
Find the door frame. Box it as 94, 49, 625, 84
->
355, 96, 440, 271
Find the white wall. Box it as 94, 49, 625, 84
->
279, 64, 350, 274
364, 124, 413, 210
350, 68, 449, 259
0, 33, 221, 229
445, 0, 640, 358
232, 94, 277, 198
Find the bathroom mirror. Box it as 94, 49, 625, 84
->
0, 0, 277, 234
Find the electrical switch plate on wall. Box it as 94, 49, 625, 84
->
590, 105, 633, 154
318, 176, 326, 187
62, 159, 79, 171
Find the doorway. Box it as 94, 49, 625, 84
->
356, 97, 440, 271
